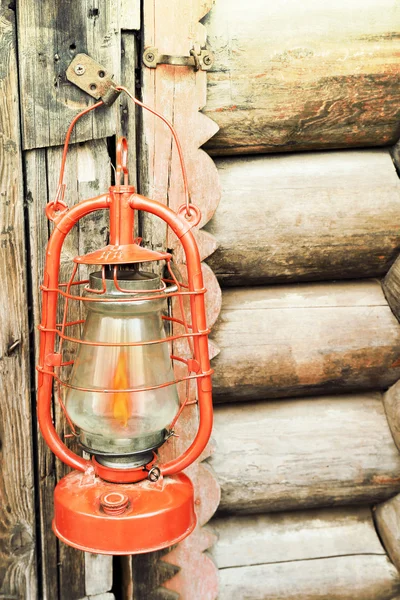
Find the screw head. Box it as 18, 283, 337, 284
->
203, 54, 212, 66
145, 51, 155, 63
74, 64, 86, 76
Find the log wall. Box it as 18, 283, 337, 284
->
203, 0, 400, 155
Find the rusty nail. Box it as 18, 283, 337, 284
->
74, 64, 86, 76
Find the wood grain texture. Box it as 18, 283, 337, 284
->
210, 507, 385, 569
85, 554, 113, 596
131, 2, 221, 599
211, 280, 400, 402
17, 0, 120, 149
375, 495, 400, 575
383, 380, 400, 453
120, 0, 140, 30
383, 255, 400, 323
210, 393, 400, 514
44, 139, 111, 600
24, 149, 58, 600
206, 150, 400, 286
217, 556, 400, 600
203, 0, 400, 155
0, 3, 38, 598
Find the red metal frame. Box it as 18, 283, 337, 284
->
36, 95, 213, 554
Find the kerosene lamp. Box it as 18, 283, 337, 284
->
37, 92, 213, 554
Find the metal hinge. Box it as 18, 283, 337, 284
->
142, 46, 214, 71
66, 53, 121, 106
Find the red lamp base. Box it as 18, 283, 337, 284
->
53, 469, 196, 554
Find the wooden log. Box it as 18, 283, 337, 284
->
0, 3, 38, 598
202, 0, 400, 155
211, 280, 400, 402
375, 495, 400, 575
17, 0, 120, 149
217, 557, 400, 600
209, 393, 400, 514
211, 507, 384, 568
211, 508, 400, 599
383, 256, 400, 323
205, 150, 400, 286
383, 380, 400, 454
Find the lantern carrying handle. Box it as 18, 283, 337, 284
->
49, 87, 195, 220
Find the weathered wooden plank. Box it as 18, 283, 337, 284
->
217, 556, 400, 600
0, 3, 38, 598
118, 32, 137, 190
120, 0, 140, 30
24, 148, 58, 600
85, 554, 113, 597
210, 393, 400, 514
210, 507, 384, 569
211, 280, 400, 402
17, 0, 120, 149
132, 2, 221, 599
45, 139, 111, 600
203, 0, 400, 155
206, 150, 400, 286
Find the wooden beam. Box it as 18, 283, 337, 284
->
210, 393, 400, 514
210, 507, 385, 568
211, 507, 400, 599
0, 2, 37, 597
217, 556, 400, 600
203, 0, 400, 155
211, 280, 400, 402
206, 149, 400, 286
17, 0, 120, 149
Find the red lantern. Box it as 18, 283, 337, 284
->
37, 91, 213, 554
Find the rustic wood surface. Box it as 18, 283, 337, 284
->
210, 507, 384, 568
203, 0, 400, 155
375, 494, 400, 575
383, 380, 400, 453
0, 3, 38, 599
206, 150, 400, 286
211, 280, 400, 402
131, 1, 221, 599
46, 139, 111, 600
120, 0, 140, 30
85, 553, 113, 597
217, 556, 400, 600
209, 393, 400, 514
382, 255, 400, 323
17, 0, 120, 149
24, 148, 59, 600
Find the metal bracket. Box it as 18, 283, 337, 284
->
66, 53, 121, 106
143, 46, 214, 71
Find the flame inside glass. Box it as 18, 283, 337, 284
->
65, 269, 179, 459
